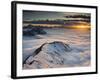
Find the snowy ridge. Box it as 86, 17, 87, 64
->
23, 41, 90, 69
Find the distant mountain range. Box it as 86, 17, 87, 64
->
23, 19, 90, 25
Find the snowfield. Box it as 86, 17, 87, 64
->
23, 28, 90, 69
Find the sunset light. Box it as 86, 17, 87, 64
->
72, 24, 90, 29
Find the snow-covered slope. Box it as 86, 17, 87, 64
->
23, 41, 90, 69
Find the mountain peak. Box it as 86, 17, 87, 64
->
23, 41, 89, 69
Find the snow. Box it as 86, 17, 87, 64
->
23, 28, 90, 69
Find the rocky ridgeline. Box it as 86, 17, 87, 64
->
23, 25, 46, 36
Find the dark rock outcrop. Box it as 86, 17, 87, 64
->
23, 25, 46, 36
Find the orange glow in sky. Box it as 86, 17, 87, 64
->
72, 24, 90, 29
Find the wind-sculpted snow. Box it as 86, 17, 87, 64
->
23, 28, 90, 69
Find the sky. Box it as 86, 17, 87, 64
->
23, 10, 90, 21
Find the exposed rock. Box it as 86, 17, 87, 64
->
23, 25, 46, 36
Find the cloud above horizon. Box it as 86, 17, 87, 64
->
23, 10, 90, 21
